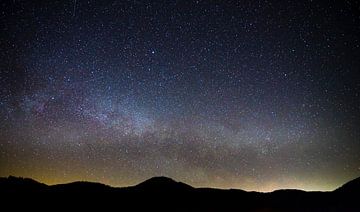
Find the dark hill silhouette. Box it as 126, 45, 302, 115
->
335, 176, 360, 194
133, 176, 193, 191
0, 175, 359, 211
51, 181, 114, 192
0, 176, 47, 192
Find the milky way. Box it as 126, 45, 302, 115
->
1, 0, 359, 191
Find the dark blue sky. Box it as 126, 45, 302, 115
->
0, 0, 359, 191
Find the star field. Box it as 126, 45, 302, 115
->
0, 0, 359, 191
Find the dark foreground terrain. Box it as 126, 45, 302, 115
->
0, 176, 359, 211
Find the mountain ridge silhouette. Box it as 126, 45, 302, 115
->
1, 175, 359, 211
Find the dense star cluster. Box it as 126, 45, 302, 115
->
0, 0, 359, 191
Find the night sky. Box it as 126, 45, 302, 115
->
1, 0, 360, 192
